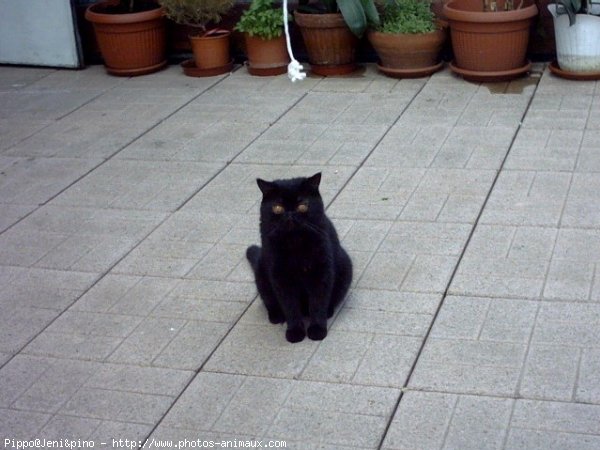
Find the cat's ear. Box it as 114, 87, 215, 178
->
304, 172, 322, 190
256, 178, 276, 196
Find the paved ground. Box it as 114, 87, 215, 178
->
1, 62, 600, 449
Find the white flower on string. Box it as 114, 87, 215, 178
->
283, 0, 306, 82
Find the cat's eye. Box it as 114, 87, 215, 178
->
272, 204, 285, 215
297, 203, 309, 213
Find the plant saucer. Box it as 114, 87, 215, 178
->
310, 63, 358, 77
246, 63, 288, 76
376, 61, 444, 79
181, 59, 233, 77
549, 60, 600, 81
449, 60, 531, 82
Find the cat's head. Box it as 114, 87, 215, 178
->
256, 172, 325, 236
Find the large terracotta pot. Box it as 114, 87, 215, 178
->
367, 22, 447, 77
293, 11, 359, 76
244, 34, 290, 76
85, 1, 166, 76
444, 0, 538, 81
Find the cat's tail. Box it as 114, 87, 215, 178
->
245, 245, 261, 273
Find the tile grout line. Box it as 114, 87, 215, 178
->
500, 398, 518, 450
513, 302, 542, 400
439, 395, 460, 450
376, 74, 543, 449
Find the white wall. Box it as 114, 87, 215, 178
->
0, 0, 83, 68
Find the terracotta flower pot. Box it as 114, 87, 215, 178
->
189, 30, 231, 70
368, 23, 447, 77
444, 0, 538, 81
243, 34, 290, 76
293, 11, 359, 76
85, 1, 166, 76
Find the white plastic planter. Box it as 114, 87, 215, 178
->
548, 4, 600, 73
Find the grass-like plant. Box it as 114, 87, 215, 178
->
554, 0, 599, 25
159, 0, 234, 30
297, 0, 380, 38
377, 0, 435, 34
235, 0, 289, 39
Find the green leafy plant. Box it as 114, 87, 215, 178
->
554, 0, 599, 25
159, 0, 234, 30
378, 0, 435, 34
297, 0, 381, 38
235, 0, 289, 39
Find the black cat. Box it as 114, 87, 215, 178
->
246, 172, 352, 343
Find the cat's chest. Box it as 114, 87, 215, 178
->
278, 238, 323, 271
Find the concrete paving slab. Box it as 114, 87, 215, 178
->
50, 159, 222, 211
0, 155, 102, 205
2, 64, 600, 449
0, 118, 52, 151
0, 66, 55, 90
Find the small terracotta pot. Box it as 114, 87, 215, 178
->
189, 30, 231, 70
244, 34, 290, 76
85, 2, 166, 76
444, 0, 538, 74
294, 11, 359, 75
368, 25, 447, 70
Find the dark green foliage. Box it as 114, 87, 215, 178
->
159, 0, 234, 29
236, 0, 288, 39
378, 0, 435, 34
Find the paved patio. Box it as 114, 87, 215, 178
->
1, 62, 600, 449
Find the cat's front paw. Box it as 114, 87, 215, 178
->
285, 326, 305, 343
307, 324, 327, 341
268, 310, 285, 324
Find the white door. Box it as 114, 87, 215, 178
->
0, 0, 83, 68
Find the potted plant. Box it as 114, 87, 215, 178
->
294, 0, 380, 75
548, 0, 600, 78
159, 0, 235, 76
85, 0, 167, 76
235, 0, 291, 76
367, 0, 448, 78
443, 0, 538, 81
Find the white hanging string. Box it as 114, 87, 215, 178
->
283, 0, 306, 82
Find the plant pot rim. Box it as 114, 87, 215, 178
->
181, 58, 233, 77
377, 61, 444, 78
294, 11, 343, 18
294, 11, 347, 28
444, 0, 538, 23
243, 32, 285, 41
189, 30, 231, 40
368, 24, 447, 39
85, 1, 164, 24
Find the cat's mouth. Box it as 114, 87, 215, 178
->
283, 216, 298, 231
